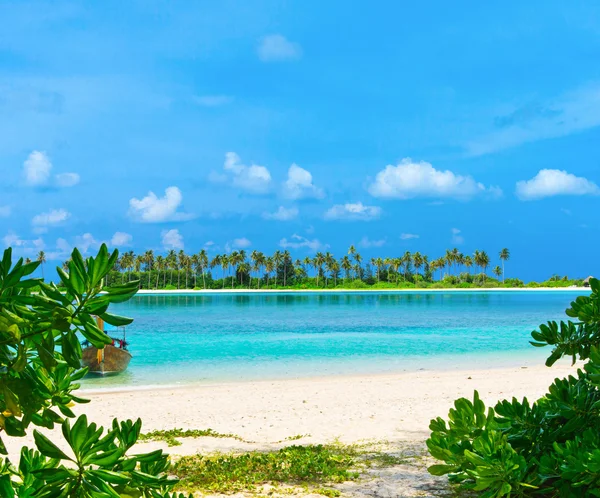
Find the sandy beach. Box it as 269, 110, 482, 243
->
8, 363, 576, 455
135, 287, 587, 294
5, 362, 579, 496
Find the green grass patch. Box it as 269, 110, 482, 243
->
172, 444, 359, 493
139, 428, 244, 446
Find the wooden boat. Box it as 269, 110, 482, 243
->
81, 318, 132, 375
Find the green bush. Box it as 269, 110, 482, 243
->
0, 246, 186, 497
427, 279, 600, 496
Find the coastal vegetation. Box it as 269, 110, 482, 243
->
172, 445, 359, 494
428, 278, 600, 496
0, 245, 184, 497
50, 246, 584, 290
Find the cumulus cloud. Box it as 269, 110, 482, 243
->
74, 233, 98, 254
22, 151, 79, 188
55, 172, 80, 187
193, 95, 234, 107
0, 206, 10, 218
23, 151, 52, 186
279, 234, 328, 252
451, 228, 464, 245
282, 164, 324, 199
368, 158, 501, 200
213, 152, 272, 194
263, 206, 299, 221
129, 186, 193, 223
400, 233, 420, 240
358, 236, 386, 248
111, 232, 133, 247
2, 231, 26, 248
257, 34, 302, 62
232, 237, 251, 249
31, 208, 70, 232
515, 169, 600, 200
162, 229, 184, 250
324, 202, 382, 221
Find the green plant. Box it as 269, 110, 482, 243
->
172, 445, 359, 493
0, 245, 184, 497
427, 278, 600, 496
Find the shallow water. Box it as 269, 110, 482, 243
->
81, 290, 587, 389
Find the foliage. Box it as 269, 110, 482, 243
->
139, 428, 244, 447
172, 445, 359, 493
427, 278, 600, 497
0, 245, 182, 497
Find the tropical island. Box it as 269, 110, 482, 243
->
34, 246, 587, 290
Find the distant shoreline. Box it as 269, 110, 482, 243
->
134, 287, 588, 294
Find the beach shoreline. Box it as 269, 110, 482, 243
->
133, 287, 587, 294
12, 363, 574, 456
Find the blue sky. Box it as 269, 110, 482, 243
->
1, 0, 599, 281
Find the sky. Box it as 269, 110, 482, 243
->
1, 0, 599, 281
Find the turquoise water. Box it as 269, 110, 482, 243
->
81, 290, 587, 389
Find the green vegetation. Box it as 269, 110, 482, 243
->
172, 445, 359, 493
60, 245, 584, 290
140, 428, 245, 446
427, 278, 600, 496
0, 245, 184, 497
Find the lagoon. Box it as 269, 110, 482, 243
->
82, 290, 586, 389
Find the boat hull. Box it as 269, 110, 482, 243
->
81, 344, 132, 375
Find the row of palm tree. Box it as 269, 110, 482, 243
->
48, 245, 508, 290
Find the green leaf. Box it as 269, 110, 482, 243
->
33, 430, 72, 461
99, 311, 134, 327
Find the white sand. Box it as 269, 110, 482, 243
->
135, 287, 586, 294
7, 363, 576, 455
5, 364, 578, 496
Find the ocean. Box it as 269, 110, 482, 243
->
81, 290, 587, 389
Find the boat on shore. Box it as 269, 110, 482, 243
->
81, 318, 132, 375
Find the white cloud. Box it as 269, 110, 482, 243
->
111, 231, 133, 247
467, 85, 600, 156
55, 172, 80, 187
279, 234, 328, 252
368, 158, 501, 200
515, 169, 600, 201
129, 186, 193, 223
22, 150, 80, 188
2, 231, 26, 248
324, 202, 382, 221
75, 233, 98, 254
0, 206, 10, 218
162, 229, 184, 250
282, 164, 324, 199
451, 228, 464, 245
193, 95, 234, 107
358, 236, 386, 248
31, 208, 70, 232
23, 150, 52, 186
400, 233, 420, 240
231, 238, 251, 249
214, 152, 272, 194
263, 206, 299, 221
257, 34, 302, 62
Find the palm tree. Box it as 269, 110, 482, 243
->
402, 251, 412, 281
353, 252, 363, 280
198, 249, 208, 289
499, 248, 510, 283
464, 255, 473, 275
413, 252, 423, 278
340, 255, 352, 285
144, 250, 154, 289
479, 251, 490, 277
265, 257, 275, 288
314, 252, 325, 287
155, 255, 164, 289
37, 251, 46, 279
166, 250, 177, 286
282, 250, 291, 287
493, 265, 502, 280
